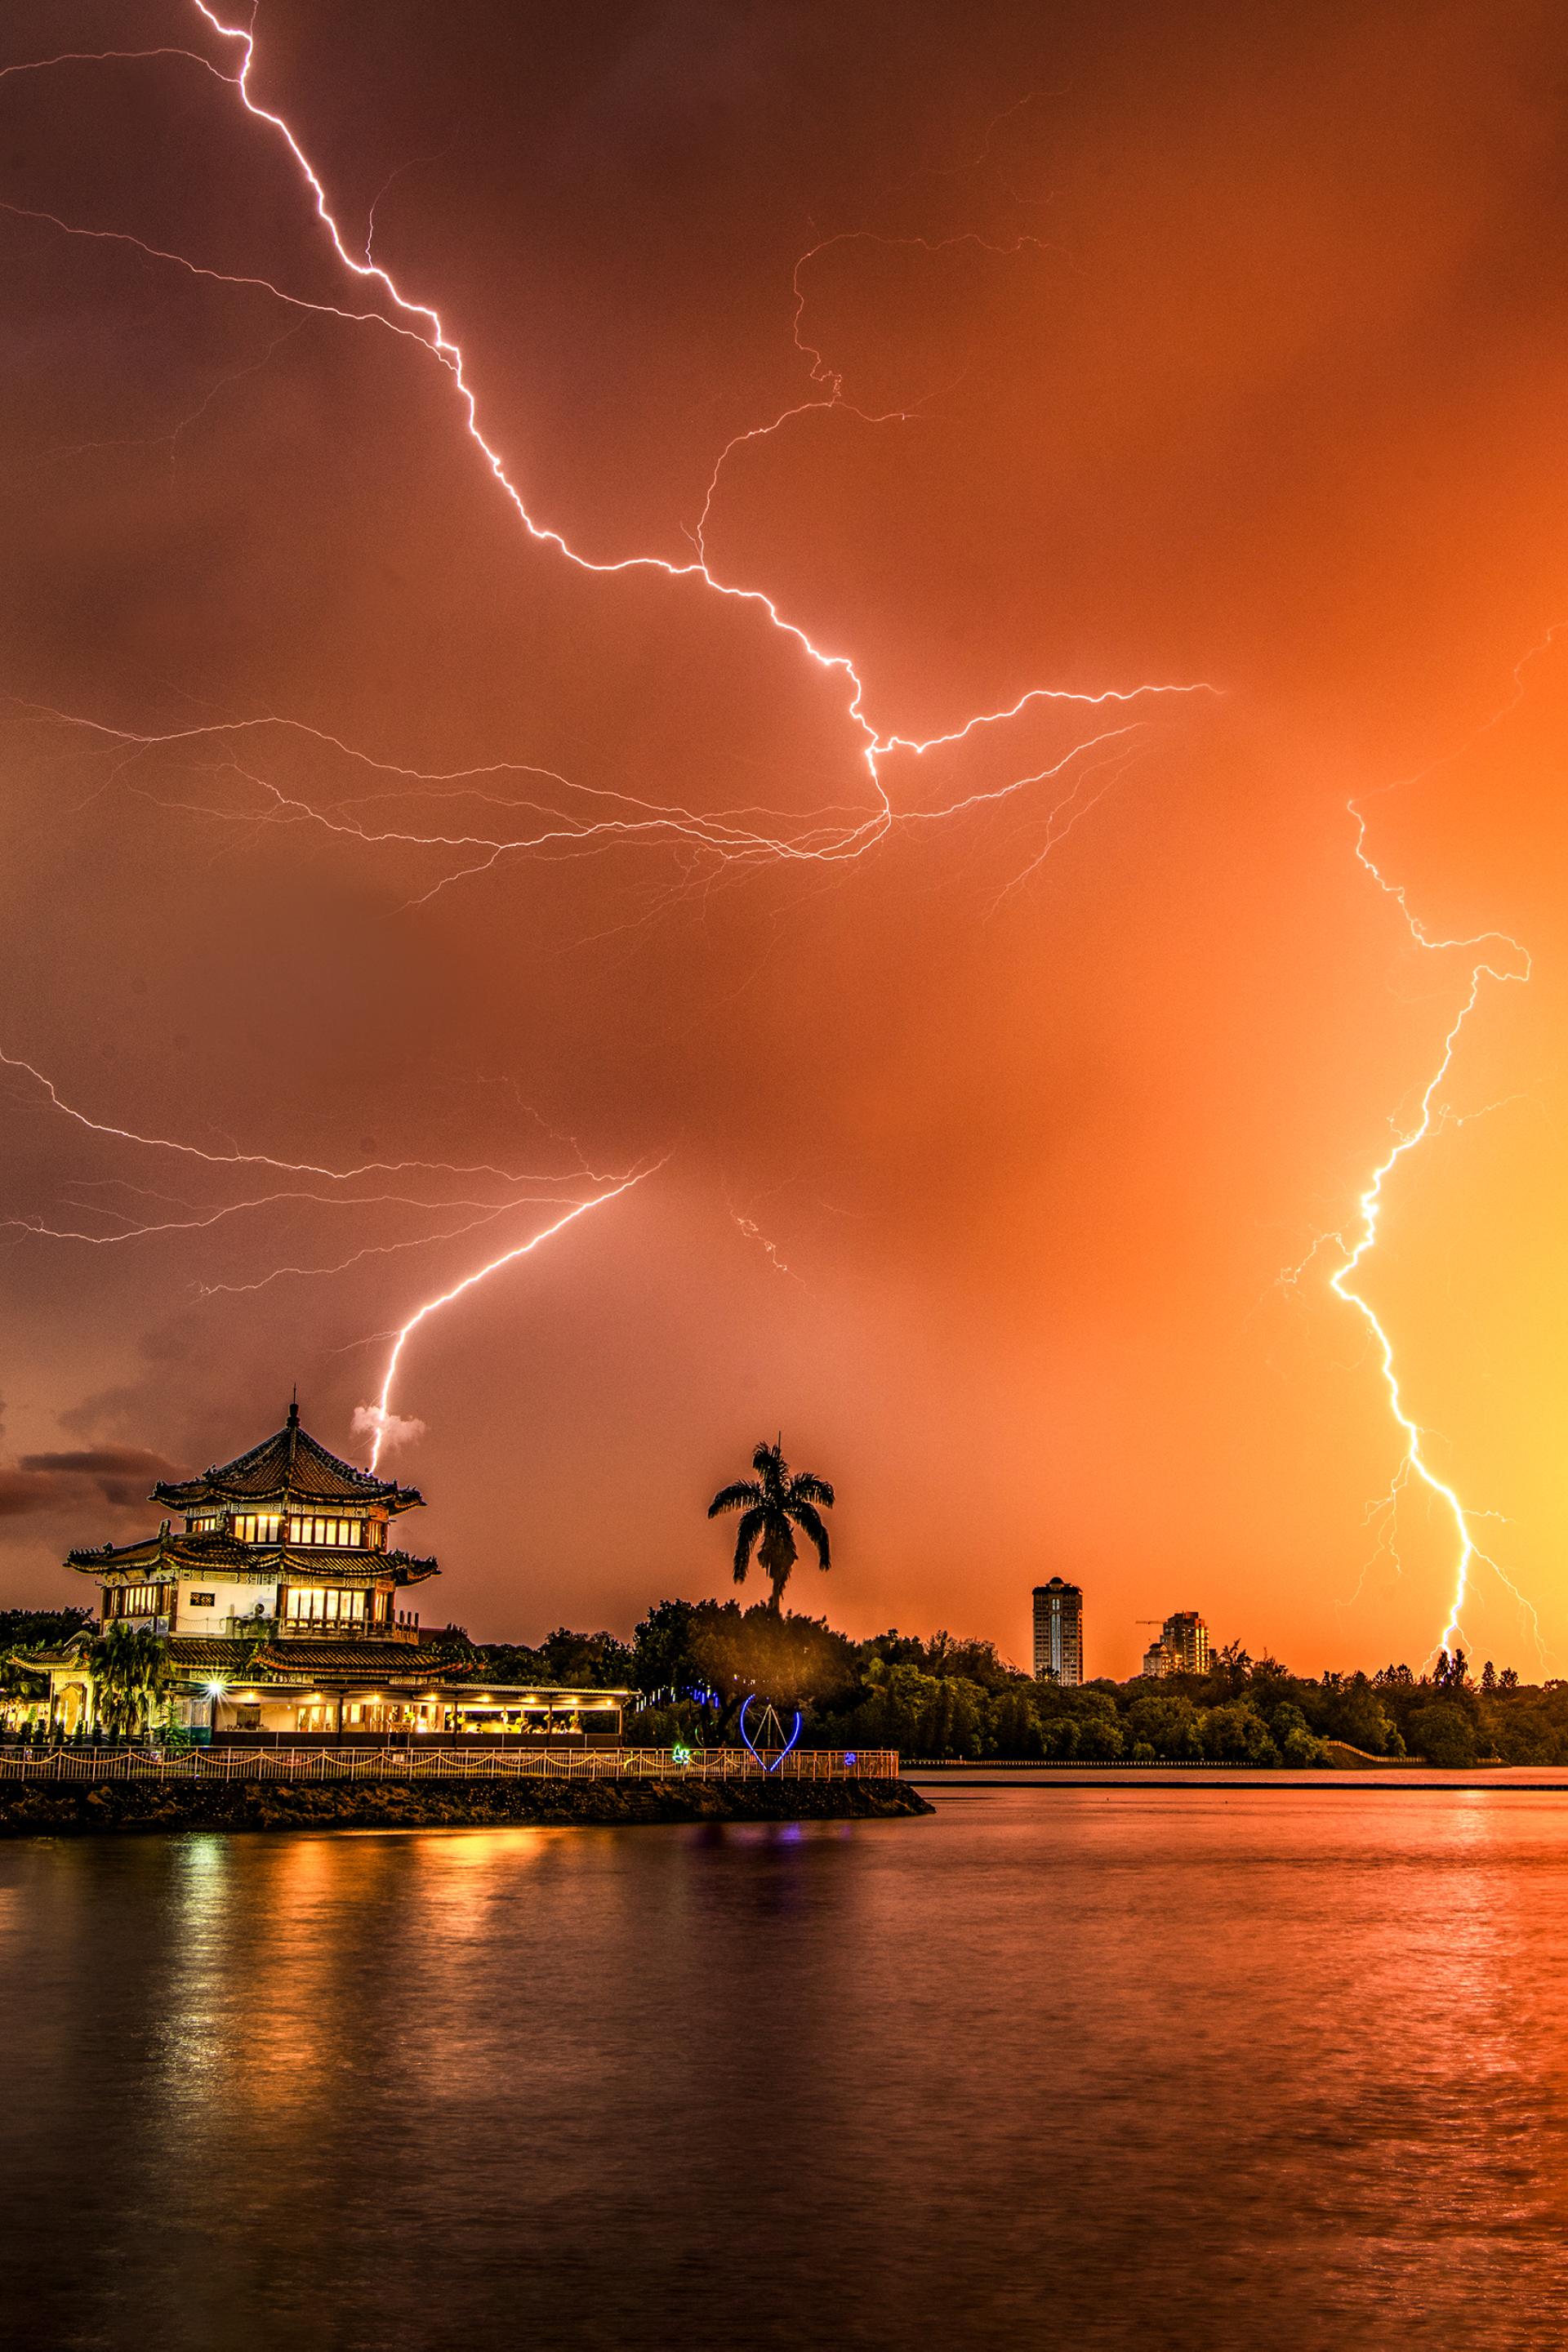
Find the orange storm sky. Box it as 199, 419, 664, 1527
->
2, 0, 1566, 1679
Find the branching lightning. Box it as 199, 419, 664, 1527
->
1325, 862, 1528, 1658
1311, 631, 1560, 1659
2, 16, 1551, 1663
0, 11, 1217, 1459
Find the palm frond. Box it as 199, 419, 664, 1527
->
751, 1439, 788, 1496
789, 1499, 831, 1573
789, 1472, 835, 1509
732, 1504, 768, 1583
708, 1480, 762, 1518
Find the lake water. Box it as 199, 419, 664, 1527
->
4, 1786, 1568, 2350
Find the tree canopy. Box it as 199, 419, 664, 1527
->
707, 1438, 834, 1611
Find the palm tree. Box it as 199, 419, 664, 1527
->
707, 1438, 835, 1612
89, 1624, 170, 1737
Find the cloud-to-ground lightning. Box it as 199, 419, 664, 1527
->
360, 1165, 662, 1470
0, 1038, 653, 1452
1312, 624, 1557, 1661
1325, 889, 1527, 1658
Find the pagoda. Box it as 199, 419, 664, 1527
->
25, 1401, 629, 1742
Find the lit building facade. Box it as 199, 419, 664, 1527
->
18, 1401, 629, 1740
1031, 1579, 1084, 1685
1140, 1610, 1210, 1678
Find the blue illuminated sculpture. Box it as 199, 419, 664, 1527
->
738, 1693, 802, 1774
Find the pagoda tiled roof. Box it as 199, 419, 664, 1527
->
1, 1653, 53, 1684
164, 1633, 479, 1684
67, 1533, 440, 1588
150, 1400, 421, 1514
157, 1636, 628, 1696
261, 1637, 477, 1677
165, 1637, 256, 1671
4, 1633, 91, 1669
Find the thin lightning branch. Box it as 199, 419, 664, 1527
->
689, 229, 1049, 561
10, 697, 1192, 906
0, 1044, 589, 1186
0, 1185, 558, 1248
0, 47, 228, 91
0, 198, 424, 342
198, 1200, 555, 1298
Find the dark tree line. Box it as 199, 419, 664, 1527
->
471, 1615, 1555, 1765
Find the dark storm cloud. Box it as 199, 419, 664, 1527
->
0, 1448, 176, 1524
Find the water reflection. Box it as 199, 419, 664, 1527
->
4, 1795, 1568, 2349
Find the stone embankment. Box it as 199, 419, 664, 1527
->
0, 1775, 933, 1837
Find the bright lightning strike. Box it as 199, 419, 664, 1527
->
0, 1043, 655, 1453
1315, 620, 1557, 1664
182, 0, 1192, 822
2, 16, 1213, 866
0, 17, 1213, 1466
1325, 892, 1526, 1658
362, 1165, 662, 1470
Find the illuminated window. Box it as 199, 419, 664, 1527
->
233, 1514, 283, 1545
287, 1516, 363, 1548
187, 1515, 218, 1534
110, 1583, 167, 1619
343, 1699, 411, 1730
284, 1586, 368, 1624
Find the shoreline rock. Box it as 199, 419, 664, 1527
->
0, 1775, 934, 1838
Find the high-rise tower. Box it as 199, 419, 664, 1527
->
1140, 1610, 1210, 1677
1031, 1579, 1084, 1685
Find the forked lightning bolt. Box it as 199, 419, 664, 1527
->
0, 10, 1212, 1454
1321, 626, 1552, 1661
1327, 880, 1523, 1658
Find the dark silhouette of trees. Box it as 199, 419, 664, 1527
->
627, 1597, 855, 1744
0, 1607, 92, 1650
474, 1628, 633, 1689
1406, 1700, 1479, 1768
455, 1586, 1566, 1770
707, 1439, 834, 1612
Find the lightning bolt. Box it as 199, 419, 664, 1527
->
1317, 621, 1555, 1661
363, 1165, 662, 1470
1326, 893, 1526, 1658
1, 19, 1212, 856
0, 1040, 653, 1454
1, 17, 1210, 1461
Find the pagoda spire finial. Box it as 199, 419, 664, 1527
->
287, 1387, 299, 1428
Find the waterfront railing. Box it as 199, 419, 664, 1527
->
0, 1744, 898, 1783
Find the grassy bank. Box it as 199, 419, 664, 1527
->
0, 1774, 933, 1837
